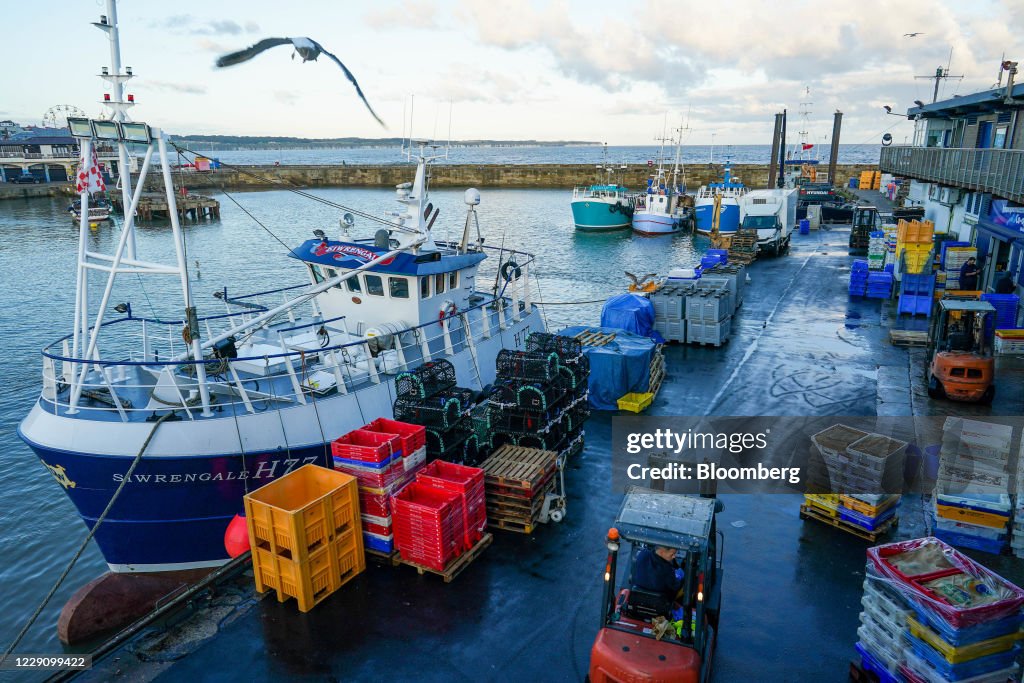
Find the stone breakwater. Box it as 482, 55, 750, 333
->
157, 163, 880, 191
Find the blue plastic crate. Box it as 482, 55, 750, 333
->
854, 644, 900, 683
852, 259, 870, 271
931, 528, 1007, 556
363, 532, 394, 554
705, 249, 728, 263
907, 634, 1020, 680
907, 605, 1024, 647
839, 504, 897, 531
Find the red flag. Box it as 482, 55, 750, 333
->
75, 146, 107, 194
802, 143, 814, 151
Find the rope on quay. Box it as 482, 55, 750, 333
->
535, 298, 608, 305
2, 412, 175, 662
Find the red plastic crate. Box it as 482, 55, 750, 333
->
360, 514, 392, 537
359, 490, 392, 519
335, 459, 403, 490
415, 461, 486, 547
332, 429, 401, 464
364, 418, 426, 457
392, 483, 466, 569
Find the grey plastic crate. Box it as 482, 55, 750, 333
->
686, 320, 705, 343
699, 291, 730, 322
654, 318, 686, 343
651, 285, 686, 320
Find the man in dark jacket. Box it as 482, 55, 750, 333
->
996, 274, 1016, 294
959, 257, 979, 290
632, 545, 684, 601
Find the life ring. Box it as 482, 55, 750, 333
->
438, 300, 458, 326
500, 259, 522, 281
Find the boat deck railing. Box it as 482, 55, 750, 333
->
38, 245, 537, 422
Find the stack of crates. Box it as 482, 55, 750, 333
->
883, 225, 899, 271
488, 333, 590, 457
898, 273, 936, 317
866, 271, 894, 300
393, 359, 480, 465
868, 231, 887, 270
416, 460, 487, 550
245, 464, 364, 612
1012, 438, 1024, 559
333, 419, 426, 555
685, 286, 732, 346
866, 538, 1024, 683
855, 562, 913, 682
934, 418, 1013, 555
896, 219, 935, 279
703, 264, 746, 309
650, 282, 692, 343
942, 246, 976, 291
860, 170, 881, 191
981, 293, 1021, 338
392, 482, 468, 571
849, 260, 869, 297
700, 248, 728, 270
995, 329, 1024, 355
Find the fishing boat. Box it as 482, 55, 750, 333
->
694, 161, 748, 235
18, 5, 543, 573
632, 125, 689, 236
68, 196, 112, 222
570, 148, 634, 231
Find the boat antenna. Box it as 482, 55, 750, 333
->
446, 99, 453, 160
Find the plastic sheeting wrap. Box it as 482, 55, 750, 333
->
600, 294, 655, 337
560, 326, 655, 410
867, 537, 1024, 639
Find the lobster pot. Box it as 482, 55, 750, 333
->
426, 419, 479, 464
395, 359, 458, 399
469, 403, 491, 455
564, 400, 591, 434
516, 381, 566, 411
556, 355, 590, 392
495, 349, 560, 382
526, 332, 583, 362
393, 395, 463, 430
517, 424, 567, 453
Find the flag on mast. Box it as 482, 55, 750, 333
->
801, 143, 814, 151
75, 146, 107, 194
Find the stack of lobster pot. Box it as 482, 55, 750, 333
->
487, 333, 590, 458
392, 359, 481, 466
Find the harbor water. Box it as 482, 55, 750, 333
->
0, 186, 702, 655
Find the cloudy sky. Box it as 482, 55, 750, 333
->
4, 0, 1023, 145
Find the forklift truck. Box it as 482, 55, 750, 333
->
926, 299, 997, 404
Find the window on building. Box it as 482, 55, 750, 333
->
389, 277, 409, 299
420, 276, 430, 299
364, 274, 385, 296
994, 125, 1009, 149
346, 273, 361, 292
449, 271, 458, 290
435, 273, 446, 294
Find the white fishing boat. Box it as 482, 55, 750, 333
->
632, 121, 689, 236
18, 2, 543, 573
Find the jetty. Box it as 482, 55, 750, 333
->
109, 191, 220, 220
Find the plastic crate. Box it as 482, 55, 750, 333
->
362, 417, 426, 456
840, 504, 897, 531
416, 461, 487, 544
245, 464, 358, 562
252, 528, 364, 612
617, 392, 653, 413
907, 633, 1020, 681
334, 458, 405, 491
363, 531, 394, 554
907, 615, 1022, 664
392, 483, 467, 570
331, 429, 402, 465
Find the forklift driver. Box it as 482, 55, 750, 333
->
632, 545, 684, 602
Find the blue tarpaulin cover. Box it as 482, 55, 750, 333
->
560, 325, 656, 410
600, 294, 655, 336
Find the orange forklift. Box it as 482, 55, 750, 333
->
589, 487, 722, 683
926, 299, 997, 404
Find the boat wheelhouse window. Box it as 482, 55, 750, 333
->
449, 271, 458, 290
325, 267, 342, 289
346, 273, 361, 292
420, 276, 430, 299
435, 273, 446, 294
310, 264, 325, 284
364, 274, 385, 296
389, 276, 410, 299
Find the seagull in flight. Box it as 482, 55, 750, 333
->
903, 32, 924, 37
215, 37, 385, 126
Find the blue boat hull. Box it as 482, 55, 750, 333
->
571, 199, 630, 231
20, 430, 329, 570
694, 203, 741, 234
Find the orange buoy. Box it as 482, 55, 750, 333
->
223, 514, 250, 558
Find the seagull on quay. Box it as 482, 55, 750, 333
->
903, 32, 924, 37
215, 37, 385, 126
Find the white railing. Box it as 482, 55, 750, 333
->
879, 145, 1024, 204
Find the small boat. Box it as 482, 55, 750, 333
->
632, 125, 688, 236
694, 161, 747, 235
68, 196, 112, 222
571, 148, 634, 232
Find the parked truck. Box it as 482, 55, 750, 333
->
738, 188, 798, 256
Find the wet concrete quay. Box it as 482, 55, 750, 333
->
77, 220, 1024, 683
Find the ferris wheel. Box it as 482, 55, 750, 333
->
42, 105, 87, 129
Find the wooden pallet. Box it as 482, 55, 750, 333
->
393, 533, 493, 582
648, 352, 665, 397
799, 504, 897, 542
481, 445, 558, 492
365, 548, 400, 564
888, 329, 928, 347
486, 479, 556, 516
487, 514, 536, 535
573, 328, 617, 347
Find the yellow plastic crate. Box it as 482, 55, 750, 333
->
898, 220, 935, 244
935, 503, 1009, 529
840, 494, 900, 517
996, 329, 1024, 339
253, 530, 364, 612
617, 392, 654, 412
907, 615, 1022, 663
245, 464, 358, 562
804, 494, 840, 517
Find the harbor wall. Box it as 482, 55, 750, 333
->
0, 184, 74, 201
159, 163, 880, 191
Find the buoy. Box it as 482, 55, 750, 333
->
89, 222, 99, 229
224, 513, 250, 558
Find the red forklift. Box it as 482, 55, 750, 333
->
589, 487, 723, 683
